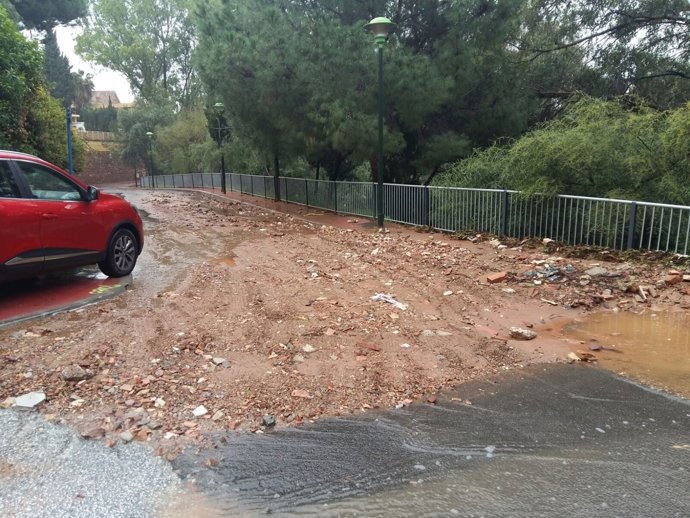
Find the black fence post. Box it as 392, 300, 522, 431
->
305, 179, 309, 207
422, 186, 430, 227
500, 190, 510, 236
626, 201, 638, 250
191, 174, 195, 189
240, 175, 243, 194
251, 176, 255, 196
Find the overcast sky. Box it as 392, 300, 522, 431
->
55, 25, 134, 103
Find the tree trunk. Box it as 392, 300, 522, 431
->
273, 151, 281, 202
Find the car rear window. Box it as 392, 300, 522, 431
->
0, 161, 20, 198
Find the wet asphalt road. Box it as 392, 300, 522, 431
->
175, 364, 690, 517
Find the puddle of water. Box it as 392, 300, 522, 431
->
563, 311, 690, 397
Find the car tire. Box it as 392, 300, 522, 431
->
98, 228, 138, 277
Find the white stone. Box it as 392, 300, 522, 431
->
192, 405, 208, 417
14, 391, 46, 409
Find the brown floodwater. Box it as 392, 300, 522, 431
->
563, 311, 690, 398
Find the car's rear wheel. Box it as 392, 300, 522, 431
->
98, 228, 138, 277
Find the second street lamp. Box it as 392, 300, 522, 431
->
214, 102, 227, 194
145, 131, 155, 180
365, 16, 395, 228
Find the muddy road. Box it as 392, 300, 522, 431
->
1, 188, 689, 457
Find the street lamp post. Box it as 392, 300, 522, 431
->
365, 16, 395, 228
145, 131, 154, 181
213, 102, 227, 194
66, 105, 74, 176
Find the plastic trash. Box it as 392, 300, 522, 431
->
371, 293, 408, 311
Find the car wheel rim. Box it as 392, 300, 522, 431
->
113, 234, 136, 272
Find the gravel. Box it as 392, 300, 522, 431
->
0, 409, 181, 518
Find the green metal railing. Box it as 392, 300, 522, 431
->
138, 173, 690, 255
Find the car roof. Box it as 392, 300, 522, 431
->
0, 150, 38, 160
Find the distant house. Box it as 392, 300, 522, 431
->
89, 91, 133, 109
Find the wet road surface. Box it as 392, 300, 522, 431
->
175, 364, 690, 517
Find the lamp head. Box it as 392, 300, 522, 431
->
365, 16, 395, 44
214, 102, 225, 115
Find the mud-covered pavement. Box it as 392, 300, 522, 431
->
1, 188, 689, 458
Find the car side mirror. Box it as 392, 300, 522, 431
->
86, 186, 99, 201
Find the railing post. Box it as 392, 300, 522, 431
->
191, 173, 195, 189
251, 176, 255, 196
240, 175, 243, 194
423, 186, 430, 227
500, 190, 509, 236
334, 181, 338, 213
626, 201, 638, 250
305, 179, 309, 207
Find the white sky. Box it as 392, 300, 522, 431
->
54, 25, 135, 103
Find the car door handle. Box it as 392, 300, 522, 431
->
42, 213, 58, 219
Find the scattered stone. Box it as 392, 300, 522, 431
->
567, 352, 581, 362
600, 289, 614, 301
291, 389, 311, 399
154, 398, 166, 408
80, 423, 106, 439
192, 405, 208, 417
575, 350, 597, 362
302, 344, 316, 353
293, 354, 305, 362
427, 394, 437, 404
502, 288, 516, 294
262, 414, 276, 427
487, 271, 508, 283
212, 357, 230, 368
509, 327, 537, 340
585, 266, 608, 277
14, 391, 46, 409
359, 341, 381, 352
683, 274, 690, 282
1, 397, 16, 409
211, 410, 225, 421
120, 384, 134, 392
61, 365, 94, 382
443, 290, 453, 296
400, 343, 412, 348
120, 430, 134, 443
542, 238, 555, 245
664, 274, 682, 286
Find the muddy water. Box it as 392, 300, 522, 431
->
563, 311, 690, 398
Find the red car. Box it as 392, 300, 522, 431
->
0, 150, 144, 282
